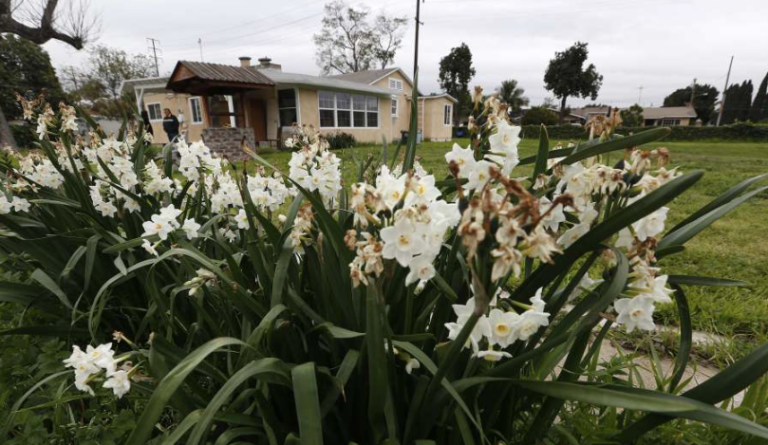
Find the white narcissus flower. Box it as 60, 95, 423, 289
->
97, 200, 118, 218
557, 222, 590, 248
475, 349, 512, 362
11, 196, 31, 212
444, 143, 476, 178
103, 370, 131, 399
405, 358, 420, 375
444, 298, 492, 352
142, 240, 158, 256
405, 255, 436, 286
615, 228, 635, 249
466, 160, 494, 191
522, 226, 561, 263
182, 218, 201, 239
539, 197, 565, 232
614, 296, 656, 333
380, 219, 426, 267
142, 215, 174, 240
632, 207, 669, 241
487, 308, 521, 348
86, 343, 116, 374
512, 289, 550, 341
0, 196, 12, 214
234, 209, 250, 230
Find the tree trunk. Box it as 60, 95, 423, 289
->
559, 96, 568, 125
0, 104, 18, 150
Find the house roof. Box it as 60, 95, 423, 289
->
119, 76, 171, 94
420, 93, 458, 103
641, 106, 698, 119
329, 67, 414, 88
174, 61, 275, 86
255, 68, 392, 96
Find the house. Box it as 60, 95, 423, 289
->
566, 106, 698, 127
119, 57, 457, 157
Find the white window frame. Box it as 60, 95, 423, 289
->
318, 90, 379, 129
391, 97, 398, 118
147, 102, 163, 122
188, 97, 203, 124
444, 104, 452, 126
389, 78, 404, 91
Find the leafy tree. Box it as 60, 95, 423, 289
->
313, 0, 406, 74
521, 106, 559, 126
620, 104, 644, 127
749, 72, 768, 123
61, 46, 155, 119
722, 81, 753, 124
497, 79, 529, 114
438, 43, 476, 125
663, 83, 718, 124
544, 41, 603, 124
0, 35, 67, 120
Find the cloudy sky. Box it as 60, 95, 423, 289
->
42, 0, 768, 108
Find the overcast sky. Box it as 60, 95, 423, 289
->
42, 0, 768, 108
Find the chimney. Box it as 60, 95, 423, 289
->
258, 56, 272, 67
239, 56, 251, 67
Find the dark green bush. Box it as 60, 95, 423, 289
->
9, 124, 36, 149
325, 131, 356, 150
521, 106, 559, 126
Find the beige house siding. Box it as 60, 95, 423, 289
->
371, 71, 413, 140
297, 87, 394, 143
143, 91, 206, 144
422, 98, 453, 142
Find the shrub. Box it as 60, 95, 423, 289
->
521, 106, 559, 126
9, 123, 36, 149
325, 131, 356, 150
1, 99, 768, 444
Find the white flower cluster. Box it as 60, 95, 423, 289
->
346, 165, 460, 288
445, 288, 550, 361
177, 140, 224, 182
63, 343, 131, 398
19, 156, 64, 189
287, 126, 342, 206
141, 204, 201, 255
0, 194, 31, 214
246, 170, 296, 212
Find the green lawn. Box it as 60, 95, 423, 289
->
257, 138, 768, 366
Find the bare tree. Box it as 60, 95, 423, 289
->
372, 12, 407, 70
0, 0, 99, 149
313, 0, 407, 74
0, 0, 99, 49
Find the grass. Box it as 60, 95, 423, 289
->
254, 137, 768, 367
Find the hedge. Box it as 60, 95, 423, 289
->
453, 122, 768, 142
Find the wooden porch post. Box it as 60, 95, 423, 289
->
200, 94, 212, 127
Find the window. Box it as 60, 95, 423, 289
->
391, 97, 398, 117
278, 89, 298, 127
207, 95, 243, 128
319, 91, 379, 128
147, 103, 162, 121
660, 118, 680, 126
389, 78, 404, 91
189, 97, 203, 124
444, 104, 452, 126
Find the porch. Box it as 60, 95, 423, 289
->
166, 60, 284, 158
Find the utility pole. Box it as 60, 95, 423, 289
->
690, 78, 696, 105
146, 37, 162, 77
404, 0, 423, 171
637, 86, 644, 105
198, 38, 204, 62
716, 56, 734, 127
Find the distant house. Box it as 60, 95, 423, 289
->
567, 106, 698, 127
120, 57, 456, 156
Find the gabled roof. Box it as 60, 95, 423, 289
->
642, 106, 697, 119
420, 93, 458, 103
119, 76, 170, 95
255, 69, 391, 96
173, 61, 275, 85
329, 67, 414, 88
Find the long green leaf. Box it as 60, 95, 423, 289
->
555, 127, 671, 168
126, 338, 246, 445
667, 275, 748, 287
292, 362, 323, 445
668, 285, 692, 392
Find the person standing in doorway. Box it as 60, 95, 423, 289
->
162, 108, 179, 143
141, 110, 154, 136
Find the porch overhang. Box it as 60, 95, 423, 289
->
165, 60, 275, 96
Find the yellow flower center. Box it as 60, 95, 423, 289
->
494, 323, 511, 337
398, 235, 410, 247
630, 309, 644, 318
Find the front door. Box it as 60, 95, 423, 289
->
248, 99, 267, 142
